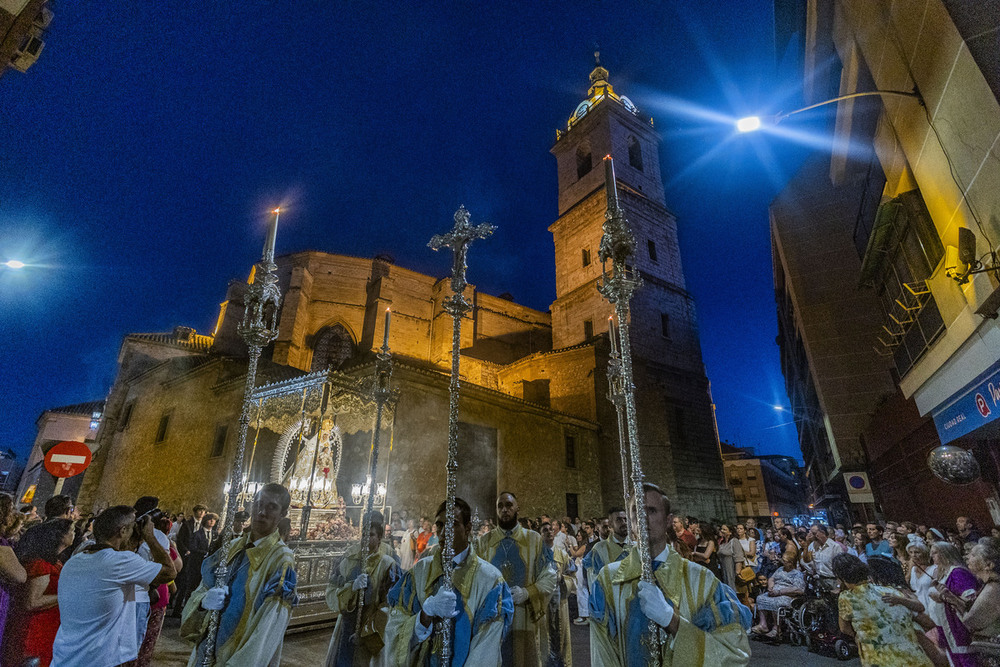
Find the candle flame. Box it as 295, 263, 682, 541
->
273, 207, 280, 213
604, 154, 612, 160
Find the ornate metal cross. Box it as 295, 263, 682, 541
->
595, 158, 667, 662
428, 205, 494, 665
202, 208, 283, 666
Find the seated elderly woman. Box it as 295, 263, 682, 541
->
750, 552, 804, 638
936, 537, 1000, 653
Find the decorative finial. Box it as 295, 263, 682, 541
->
594, 47, 601, 67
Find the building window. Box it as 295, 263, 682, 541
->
583, 319, 594, 340
746, 469, 757, 479
566, 493, 579, 519
210, 424, 228, 458
311, 324, 354, 371
582, 248, 591, 266
155, 412, 171, 444
647, 239, 658, 262
670, 406, 687, 445
118, 402, 134, 431
628, 136, 643, 171
565, 434, 577, 468
660, 313, 671, 340
576, 145, 592, 180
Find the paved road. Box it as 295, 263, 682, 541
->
155, 617, 861, 665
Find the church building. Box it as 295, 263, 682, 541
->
74, 63, 734, 523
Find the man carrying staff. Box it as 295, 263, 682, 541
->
385, 497, 513, 665
324, 511, 400, 666
582, 507, 630, 597
181, 483, 298, 666
539, 519, 573, 666
475, 491, 557, 666
589, 483, 752, 666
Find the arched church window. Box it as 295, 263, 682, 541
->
628, 136, 643, 171
310, 324, 354, 371
576, 145, 592, 180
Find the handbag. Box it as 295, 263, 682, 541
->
738, 565, 756, 583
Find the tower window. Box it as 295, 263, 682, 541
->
647, 240, 658, 262
583, 319, 594, 340
311, 324, 354, 371
660, 313, 671, 339
628, 136, 643, 171
582, 248, 591, 266
210, 424, 228, 458
576, 145, 592, 180
565, 434, 577, 468
566, 493, 579, 519
155, 412, 171, 444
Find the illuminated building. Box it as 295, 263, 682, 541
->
0, 0, 52, 78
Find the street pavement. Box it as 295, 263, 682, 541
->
154, 616, 862, 665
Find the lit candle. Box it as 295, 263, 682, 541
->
262, 207, 280, 263
604, 155, 619, 210
608, 316, 617, 355
382, 307, 391, 347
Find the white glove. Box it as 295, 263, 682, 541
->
352, 573, 369, 591
637, 581, 674, 629
201, 586, 228, 611
422, 587, 458, 619
510, 586, 529, 605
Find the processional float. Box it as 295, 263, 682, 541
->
428, 205, 495, 665
597, 156, 667, 662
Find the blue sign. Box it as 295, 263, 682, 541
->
933, 358, 1000, 444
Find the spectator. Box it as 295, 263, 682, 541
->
777, 526, 799, 564
929, 540, 979, 666
672, 515, 697, 551
865, 523, 892, 560
184, 511, 219, 596
20, 505, 38, 523
867, 555, 945, 665
833, 553, 933, 666
399, 519, 417, 570
848, 532, 868, 563
43, 496, 76, 522
692, 523, 722, 580
801, 524, 842, 589
944, 537, 1000, 648
51, 505, 176, 667
171, 503, 208, 617
889, 532, 909, 564
134, 513, 183, 667
131, 496, 170, 654
415, 517, 432, 557
7, 518, 74, 667
957, 516, 982, 546
907, 540, 941, 630
716, 524, 746, 591
750, 552, 804, 638
0, 492, 27, 653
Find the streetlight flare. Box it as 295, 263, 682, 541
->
3, 260, 25, 269
736, 116, 762, 133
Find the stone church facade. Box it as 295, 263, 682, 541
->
76, 64, 734, 522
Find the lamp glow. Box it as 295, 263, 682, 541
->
736, 116, 762, 133
4, 260, 25, 269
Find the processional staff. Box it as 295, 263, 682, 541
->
354, 309, 396, 638
428, 205, 495, 666
596, 157, 667, 662
605, 315, 632, 544
202, 208, 283, 667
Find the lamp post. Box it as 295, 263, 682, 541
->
736, 89, 923, 132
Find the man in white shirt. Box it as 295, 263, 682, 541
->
52, 505, 176, 667
801, 524, 843, 584
133, 496, 171, 650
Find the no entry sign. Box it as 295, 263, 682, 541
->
44, 441, 93, 478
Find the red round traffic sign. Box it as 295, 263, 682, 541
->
44, 441, 93, 478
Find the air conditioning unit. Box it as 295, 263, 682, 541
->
33, 5, 53, 29
10, 28, 44, 72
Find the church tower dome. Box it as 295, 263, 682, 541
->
564, 52, 640, 135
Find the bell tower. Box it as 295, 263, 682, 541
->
549, 57, 734, 520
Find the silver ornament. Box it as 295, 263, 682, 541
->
927, 445, 981, 485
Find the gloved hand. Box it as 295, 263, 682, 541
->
423, 587, 458, 619
352, 573, 369, 591
510, 586, 529, 605
637, 581, 674, 629
201, 586, 228, 611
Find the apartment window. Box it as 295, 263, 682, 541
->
566, 493, 579, 519
746, 469, 757, 479
582, 248, 591, 267
210, 424, 228, 458
749, 486, 760, 498
660, 313, 671, 340
583, 319, 594, 340
628, 136, 643, 171
576, 145, 592, 180
154, 412, 171, 444
118, 401, 134, 431
565, 434, 577, 468
647, 239, 658, 262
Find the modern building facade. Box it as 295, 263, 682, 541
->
0, 0, 51, 78
70, 64, 734, 522
772, 0, 1000, 527
722, 444, 808, 521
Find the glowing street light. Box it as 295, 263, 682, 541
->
3, 260, 25, 269
736, 89, 922, 133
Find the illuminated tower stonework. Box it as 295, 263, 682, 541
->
550, 62, 733, 519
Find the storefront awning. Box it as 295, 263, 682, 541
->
932, 357, 1000, 444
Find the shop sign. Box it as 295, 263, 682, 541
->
932, 358, 1000, 444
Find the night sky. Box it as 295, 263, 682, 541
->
1, 3, 824, 462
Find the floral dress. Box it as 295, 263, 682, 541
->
838, 582, 933, 667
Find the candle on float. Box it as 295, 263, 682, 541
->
382, 308, 391, 347
262, 207, 280, 263
608, 316, 617, 355
603, 155, 619, 210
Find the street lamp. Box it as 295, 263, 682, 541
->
736, 89, 923, 132
3, 260, 25, 269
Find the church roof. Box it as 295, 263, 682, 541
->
563, 52, 639, 134
44, 400, 105, 416
125, 327, 214, 353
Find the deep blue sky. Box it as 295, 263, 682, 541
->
1, 2, 819, 462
